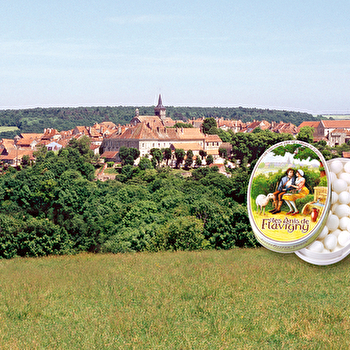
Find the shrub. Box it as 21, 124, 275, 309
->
148, 216, 208, 251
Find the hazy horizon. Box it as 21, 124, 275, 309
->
1, 1, 349, 115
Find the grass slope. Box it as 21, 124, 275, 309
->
0, 126, 19, 132
0, 249, 349, 349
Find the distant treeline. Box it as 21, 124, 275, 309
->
0, 105, 323, 138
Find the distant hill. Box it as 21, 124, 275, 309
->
0, 105, 322, 138
322, 114, 350, 120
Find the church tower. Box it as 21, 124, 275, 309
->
154, 94, 166, 120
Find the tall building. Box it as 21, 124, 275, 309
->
154, 94, 166, 120
101, 95, 222, 162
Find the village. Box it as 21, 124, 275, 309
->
1, 95, 350, 170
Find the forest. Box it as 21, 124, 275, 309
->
0, 105, 323, 139
0, 137, 253, 258
0, 126, 343, 259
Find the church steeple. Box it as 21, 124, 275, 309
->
154, 94, 166, 120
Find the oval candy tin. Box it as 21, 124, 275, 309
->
247, 140, 331, 253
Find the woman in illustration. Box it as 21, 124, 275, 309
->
283, 169, 309, 215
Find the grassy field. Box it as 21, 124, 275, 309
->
0, 249, 350, 349
0, 126, 19, 133
323, 115, 350, 120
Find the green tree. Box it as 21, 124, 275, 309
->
138, 157, 153, 170
118, 146, 130, 164
22, 154, 30, 166
206, 154, 214, 166
175, 149, 185, 168
219, 147, 227, 158
118, 147, 140, 165
129, 148, 140, 160
173, 122, 193, 128
68, 135, 93, 160
163, 148, 172, 166
150, 216, 207, 251
33, 144, 47, 162
184, 150, 194, 169
195, 155, 202, 167
199, 150, 207, 160
216, 128, 231, 142
297, 126, 314, 143
125, 155, 135, 166
202, 117, 217, 134
314, 140, 334, 160
150, 148, 163, 167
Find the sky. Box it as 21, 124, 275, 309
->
1, 0, 349, 114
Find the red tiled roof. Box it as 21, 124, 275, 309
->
330, 129, 350, 135
101, 151, 118, 158
114, 122, 206, 141
0, 139, 15, 152
298, 121, 320, 129
19, 133, 43, 140
0, 149, 35, 160
321, 120, 350, 128
162, 118, 176, 127
271, 122, 298, 134
171, 142, 203, 151
117, 122, 160, 140
74, 126, 89, 135
205, 134, 222, 142
99, 121, 117, 128
16, 138, 38, 147
42, 129, 59, 140
247, 120, 271, 132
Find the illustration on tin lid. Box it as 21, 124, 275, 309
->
248, 141, 330, 244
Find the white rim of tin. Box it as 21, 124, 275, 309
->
247, 140, 332, 253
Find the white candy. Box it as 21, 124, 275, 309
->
335, 204, 350, 218
308, 240, 324, 252
330, 160, 343, 174
338, 191, 350, 204
339, 217, 350, 230
331, 191, 339, 205
332, 179, 348, 193
333, 245, 343, 252
344, 162, 350, 173
324, 234, 337, 250
331, 229, 342, 238
332, 203, 339, 213
306, 160, 350, 257
318, 226, 329, 240
338, 230, 350, 247
326, 214, 340, 231
329, 172, 337, 184
339, 172, 350, 185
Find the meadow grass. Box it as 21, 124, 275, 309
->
0, 249, 350, 349
0, 126, 19, 133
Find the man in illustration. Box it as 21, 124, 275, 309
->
283, 169, 309, 215
270, 168, 296, 214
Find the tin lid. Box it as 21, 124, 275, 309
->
247, 140, 331, 253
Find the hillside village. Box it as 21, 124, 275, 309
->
1, 95, 350, 168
